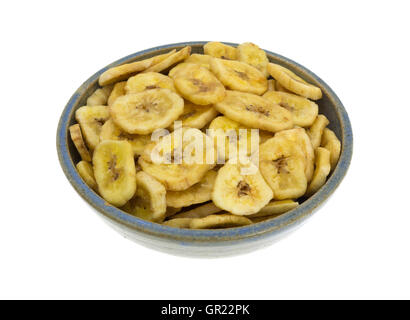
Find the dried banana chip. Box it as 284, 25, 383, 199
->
99, 50, 176, 86
87, 85, 113, 106
263, 91, 319, 127
93, 140, 136, 206
212, 158, 273, 215
267, 63, 322, 100
275, 81, 292, 93
306, 147, 331, 197
76, 160, 97, 191
237, 42, 269, 77
248, 200, 299, 218
170, 63, 226, 105
203, 42, 237, 60
214, 90, 293, 133
75, 105, 110, 150
143, 46, 191, 73
190, 214, 252, 229
211, 58, 268, 95
121, 171, 166, 222
170, 202, 222, 219
125, 72, 176, 94
100, 119, 151, 156
69, 124, 91, 162
163, 218, 193, 228
184, 54, 213, 69
107, 81, 126, 106
166, 170, 217, 208
170, 101, 218, 130
110, 88, 184, 135
308, 114, 330, 149
321, 128, 341, 170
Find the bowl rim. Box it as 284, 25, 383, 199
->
56, 41, 353, 243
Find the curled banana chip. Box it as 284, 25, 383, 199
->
163, 218, 193, 228
263, 91, 319, 127
143, 46, 191, 73
110, 88, 184, 135
76, 161, 97, 191
308, 114, 330, 149
100, 119, 151, 156
171, 202, 222, 219
190, 214, 252, 229
212, 159, 273, 215
321, 128, 341, 170
211, 58, 268, 95
267, 63, 322, 100
166, 170, 217, 208
121, 171, 166, 222
203, 42, 237, 60
69, 124, 91, 162
259, 135, 308, 200
185, 54, 213, 69
170, 101, 218, 130
170, 63, 226, 105
214, 90, 293, 133
107, 81, 126, 106
125, 72, 176, 94
93, 140, 136, 206
99, 50, 176, 86
75, 105, 110, 150
87, 85, 113, 106
248, 200, 299, 218
306, 147, 331, 197
237, 42, 269, 77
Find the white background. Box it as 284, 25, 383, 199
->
1, 0, 409, 300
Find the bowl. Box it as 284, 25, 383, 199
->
57, 41, 353, 257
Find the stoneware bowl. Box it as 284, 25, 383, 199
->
57, 41, 353, 258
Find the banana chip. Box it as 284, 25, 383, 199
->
184, 54, 213, 69
76, 161, 97, 191
99, 50, 176, 86
211, 58, 268, 95
263, 91, 319, 127
267, 63, 322, 100
171, 202, 222, 219
190, 214, 252, 229
321, 128, 341, 170
237, 42, 269, 77
163, 218, 193, 228
107, 81, 126, 106
69, 124, 91, 162
87, 85, 113, 106
93, 140, 136, 206
125, 72, 176, 94
170, 101, 218, 130
110, 88, 184, 135
248, 200, 299, 218
308, 114, 330, 149
214, 90, 293, 133
143, 46, 191, 73
203, 42, 237, 60
306, 147, 331, 197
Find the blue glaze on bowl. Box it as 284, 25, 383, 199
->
57, 42, 353, 257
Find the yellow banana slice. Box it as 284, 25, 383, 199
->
203, 42, 237, 60
121, 171, 166, 222
163, 218, 193, 228
166, 170, 217, 208
267, 63, 322, 100
214, 90, 293, 133
170, 63, 226, 105
143, 46, 191, 73
211, 58, 268, 95
107, 81, 126, 106
87, 85, 113, 106
321, 128, 341, 170
170, 202, 222, 219
110, 88, 184, 134
100, 119, 151, 156
190, 214, 252, 229
139, 128, 216, 191
263, 91, 319, 127
184, 54, 213, 69
267, 79, 276, 91
308, 114, 330, 149
259, 135, 308, 200
92, 140, 136, 206
170, 101, 218, 130
212, 159, 273, 215
125, 72, 176, 94
75, 105, 110, 150
275, 81, 292, 93
306, 147, 331, 197
69, 124, 91, 162
275, 128, 315, 182
99, 49, 176, 86
248, 200, 299, 218
237, 42, 269, 77
76, 161, 97, 191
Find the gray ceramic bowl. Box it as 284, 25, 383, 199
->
57, 42, 353, 257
